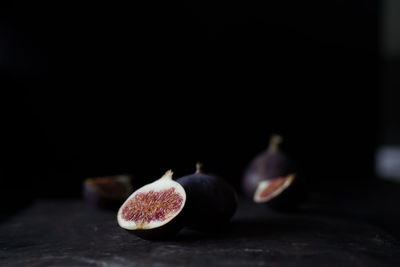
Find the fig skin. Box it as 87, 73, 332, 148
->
242, 135, 306, 211
176, 163, 238, 232
83, 175, 133, 210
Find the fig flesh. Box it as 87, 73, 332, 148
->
177, 163, 238, 231
117, 171, 186, 240
253, 174, 296, 203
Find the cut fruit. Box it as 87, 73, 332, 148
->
120, 187, 183, 228
242, 134, 296, 198
85, 176, 132, 199
117, 170, 186, 239
253, 174, 296, 203
83, 175, 133, 209
242, 134, 307, 211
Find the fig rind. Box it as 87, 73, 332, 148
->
177, 164, 238, 231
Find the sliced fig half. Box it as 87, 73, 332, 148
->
117, 170, 186, 240
243, 134, 306, 211
253, 174, 296, 203
83, 175, 134, 209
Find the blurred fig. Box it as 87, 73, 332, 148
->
83, 175, 134, 210
242, 135, 306, 211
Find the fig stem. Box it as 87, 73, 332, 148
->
162, 170, 173, 179
195, 162, 203, 173
268, 134, 283, 153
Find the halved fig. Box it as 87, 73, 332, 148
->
253, 174, 296, 203
83, 175, 133, 210
117, 170, 186, 240
242, 134, 306, 211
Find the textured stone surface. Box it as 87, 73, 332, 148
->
1, 197, 400, 266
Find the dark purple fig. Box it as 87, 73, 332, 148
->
177, 163, 238, 232
242, 135, 306, 211
117, 171, 186, 240
83, 175, 133, 210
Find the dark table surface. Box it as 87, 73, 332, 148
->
2, 181, 400, 267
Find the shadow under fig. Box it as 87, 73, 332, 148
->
173, 217, 316, 242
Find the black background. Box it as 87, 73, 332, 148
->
2, 1, 378, 204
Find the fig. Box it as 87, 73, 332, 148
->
83, 175, 134, 210
242, 134, 306, 211
117, 170, 186, 240
176, 163, 238, 231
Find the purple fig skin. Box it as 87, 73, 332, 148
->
177, 163, 238, 232
83, 182, 118, 209
242, 135, 306, 211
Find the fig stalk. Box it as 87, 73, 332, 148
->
268, 134, 283, 153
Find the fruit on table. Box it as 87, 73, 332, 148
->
83, 175, 133, 209
177, 163, 238, 231
117, 170, 186, 240
242, 135, 306, 211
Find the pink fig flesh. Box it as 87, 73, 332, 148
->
121, 187, 184, 226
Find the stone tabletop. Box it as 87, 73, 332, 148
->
1, 195, 400, 267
